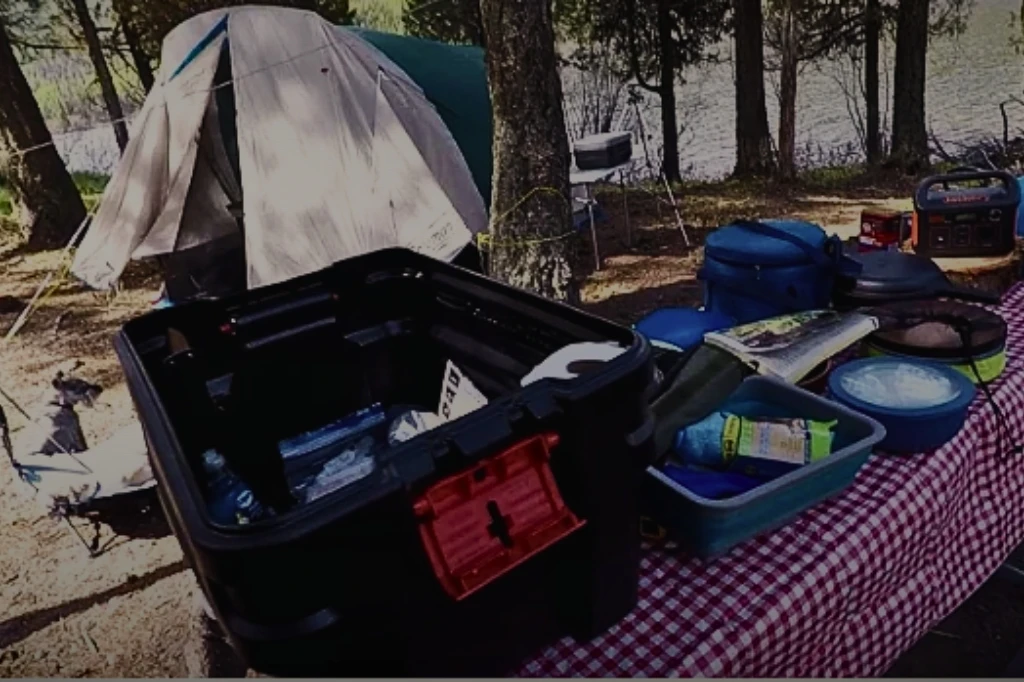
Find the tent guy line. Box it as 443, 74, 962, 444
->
3, 215, 92, 343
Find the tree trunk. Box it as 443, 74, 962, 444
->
733, 0, 776, 177
864, 0, 881, 165
657, 0, 680, 184
777, 0, 799, 181
0, 18, 86, 251
889, 0, 930, 172
480, 0, 577, 303
465, 0, 486, 49
71, 0, 128, 153
115, 2, 155, 93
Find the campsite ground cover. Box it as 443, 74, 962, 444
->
0, 171, 1017, 677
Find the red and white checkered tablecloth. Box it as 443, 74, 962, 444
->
517, 282, 1024, 678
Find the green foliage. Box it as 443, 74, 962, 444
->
929, 0, 975, 39
72, 170, 108, 196
764, 0, 866, 66
28, 62, 98, 127
568, 0, 731, 92
403, 0, 481, 45
113, 0, 355, 62
0, 171, 107, 216
758, 0, 974, 68
351, 0, 402, 32
0, 0, 44, 36
798, 163, 867, 189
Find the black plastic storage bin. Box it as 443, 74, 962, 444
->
114, 248, 656, 676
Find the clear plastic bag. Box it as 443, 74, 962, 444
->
302, 435, 377, 503
388, 410, 444, 445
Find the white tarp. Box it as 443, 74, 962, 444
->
14, 423, 154, 516
72, 6, 487, 291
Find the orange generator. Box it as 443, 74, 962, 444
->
911, 169, 1020, 258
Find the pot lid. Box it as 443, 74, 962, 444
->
835, 251, 948, 297
705, 220, 827, 267
869, 300, 1007, 359
829, 357, 976, 415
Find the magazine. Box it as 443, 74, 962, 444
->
703, 310, 879, 383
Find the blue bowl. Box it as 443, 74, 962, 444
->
827, 357, 976, 453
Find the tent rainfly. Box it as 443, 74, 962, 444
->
71, 6, 490, 295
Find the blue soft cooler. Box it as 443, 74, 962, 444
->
700, 220, 849, 324
634, 308, 735, 351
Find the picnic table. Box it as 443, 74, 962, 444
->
516, 282, 1024, 677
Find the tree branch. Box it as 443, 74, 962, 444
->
624, 0, 661, 93
9, 37, 79, 50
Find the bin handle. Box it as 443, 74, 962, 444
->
915, 169, 1020, 207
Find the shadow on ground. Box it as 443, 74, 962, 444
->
0, 559, 187, 651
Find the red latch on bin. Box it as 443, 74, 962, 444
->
412, 432, 585, 601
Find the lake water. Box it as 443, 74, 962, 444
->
52, 0, 1024, 180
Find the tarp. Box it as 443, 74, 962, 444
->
71, 6, 488, 291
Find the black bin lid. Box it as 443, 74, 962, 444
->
833, 250, 1000, 306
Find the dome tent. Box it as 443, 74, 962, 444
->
71, 6, 490, 300
351, 28, 493, 210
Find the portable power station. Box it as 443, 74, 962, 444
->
912, 169, 1021, 258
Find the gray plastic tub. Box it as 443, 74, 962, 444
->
643, 375, 886, 558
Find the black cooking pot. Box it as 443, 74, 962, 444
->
832, 250, 1001, 310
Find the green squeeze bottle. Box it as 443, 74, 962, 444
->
674, 412, 837, 479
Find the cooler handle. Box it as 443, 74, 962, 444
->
728, 220, 859, 276
915, 169, 1020, 207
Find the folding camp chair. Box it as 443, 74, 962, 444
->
0, 402, 162, 557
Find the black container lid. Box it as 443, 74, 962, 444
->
832, 250, 1001, 308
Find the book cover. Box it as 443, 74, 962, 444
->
704, 310, 878, 383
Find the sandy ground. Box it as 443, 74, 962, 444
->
0, 185, 915, 678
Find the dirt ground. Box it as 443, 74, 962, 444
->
0, 237, 194, 678
0, 179, 936, 678
579, 178, 911, 322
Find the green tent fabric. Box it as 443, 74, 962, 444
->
350, 28, 493, 209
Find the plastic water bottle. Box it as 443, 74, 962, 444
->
201, 449, 267, 525
674, 412, 836, 479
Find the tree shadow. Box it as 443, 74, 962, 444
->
0, 558, 187, 650
580, 280, 703, 326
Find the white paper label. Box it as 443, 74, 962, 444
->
438, 360, 488, 422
